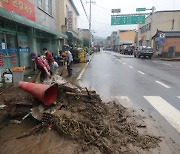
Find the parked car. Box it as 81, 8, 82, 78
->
122, 46, 134, 55
134, 46, 153, 59
103, 47, 112, 51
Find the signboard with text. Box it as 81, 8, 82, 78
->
1, 0, 35, 21
18, 35, 28, 49
136, 8, 146, 12
111, 15, 145, 25
67, 11, 73, 30
112, 9, 121, 13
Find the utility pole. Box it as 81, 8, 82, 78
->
150, 6, 155, 47
87, 0, 95, 50
89, 0, 92, 49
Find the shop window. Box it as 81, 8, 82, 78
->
17, 26, 26, 33
0, 21, 4, 28
4, 22, 16, 31
38, 0, 43, 8
46, 0, 52, 15
6, 34, 17, 49
0, 33, 6, 49
38, 0, 52, 16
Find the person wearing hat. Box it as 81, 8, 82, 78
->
65, 45, 73, 77
35, 55, 51, 82
43, 48, 55, 72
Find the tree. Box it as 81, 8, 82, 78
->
83, 38, 89, 48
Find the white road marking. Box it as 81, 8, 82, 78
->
138, 71, 145, 75
129, 66, 134, 68
156, 80, 171, 88
144, 96, 180, 133
114, 96, 130, 102
177, 96, 180, 99
116, 59, 122, 63
152, 61, 158, 63
163, 63, 171, 66
76, 55, 93, 80
111, 96, 134, 108
123, 63, 126, 65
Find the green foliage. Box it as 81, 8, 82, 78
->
83, 38, 89, 48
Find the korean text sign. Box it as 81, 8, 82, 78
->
1, 0, 35, 21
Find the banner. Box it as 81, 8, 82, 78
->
1, 0, 35, 21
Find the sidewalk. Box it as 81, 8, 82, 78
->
0, 55, 93, 91
22, 63, 86, 84
24, 55, 93, 85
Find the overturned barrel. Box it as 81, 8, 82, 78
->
18, 81, 58, 106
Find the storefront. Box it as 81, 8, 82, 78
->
0, 7, 67, 70
0, 19, 26, 69
153, 30, 180, 57
66, 31, 80, 48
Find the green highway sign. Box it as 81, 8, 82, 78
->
111, 15, 145, 25
136, 8, 146, 12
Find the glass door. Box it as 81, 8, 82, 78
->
6, 33, 19, 68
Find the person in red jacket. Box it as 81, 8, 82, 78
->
43, 48, 55, 71
35, 55, 51, 82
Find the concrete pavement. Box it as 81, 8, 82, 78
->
23, 55, 93, 85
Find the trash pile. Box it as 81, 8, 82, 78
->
0, 75, 162, 153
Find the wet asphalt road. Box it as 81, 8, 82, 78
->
79, 50, 180, 144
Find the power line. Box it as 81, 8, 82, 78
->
80, 18, 110, 25
152, 0, 160, 10
80, 0, 89, 21
92, 19, 110, 25
94, 4, 111, 11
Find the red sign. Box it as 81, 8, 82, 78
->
1, 0, 35, 21
0, 52, 3, 59
12, 51, 16, 56
67, 18, 72, 24
12, 58, 16, 64
0, 59, 4, 66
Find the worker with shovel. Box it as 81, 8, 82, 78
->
35, 55, 51, 82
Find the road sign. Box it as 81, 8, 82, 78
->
112, 9, 121, 13
111, 15, 145, 25
136, 8, 146, 12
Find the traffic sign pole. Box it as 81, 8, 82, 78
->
136, 8, 146, 12
150, 6, 155, 47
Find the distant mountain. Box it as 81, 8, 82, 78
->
93, 36, 105, 44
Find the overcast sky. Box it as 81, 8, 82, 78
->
73, 0, 180, 38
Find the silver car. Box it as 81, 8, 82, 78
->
134, 46, 153, 59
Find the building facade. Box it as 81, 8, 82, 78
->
0, 0, 67, 70
56, 0, 79, 48
114, 30, 136, 52
153, 30, 180, 57
138, 10, 180, 48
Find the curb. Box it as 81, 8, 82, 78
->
160, 58, 180, 61
76, 54, 93, 81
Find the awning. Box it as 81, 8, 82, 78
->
57, 32, 68, 39
0, 7, 68, 39
66, 31, 79, 40
66, 32, 73, 41
0, 7, 13, 20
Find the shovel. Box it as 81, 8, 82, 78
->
31, 70, 41, 83
10, 112, 32, 124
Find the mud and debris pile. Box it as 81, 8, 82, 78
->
0, 75, 162, 153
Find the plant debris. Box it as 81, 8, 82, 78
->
5, 75, 162, 154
